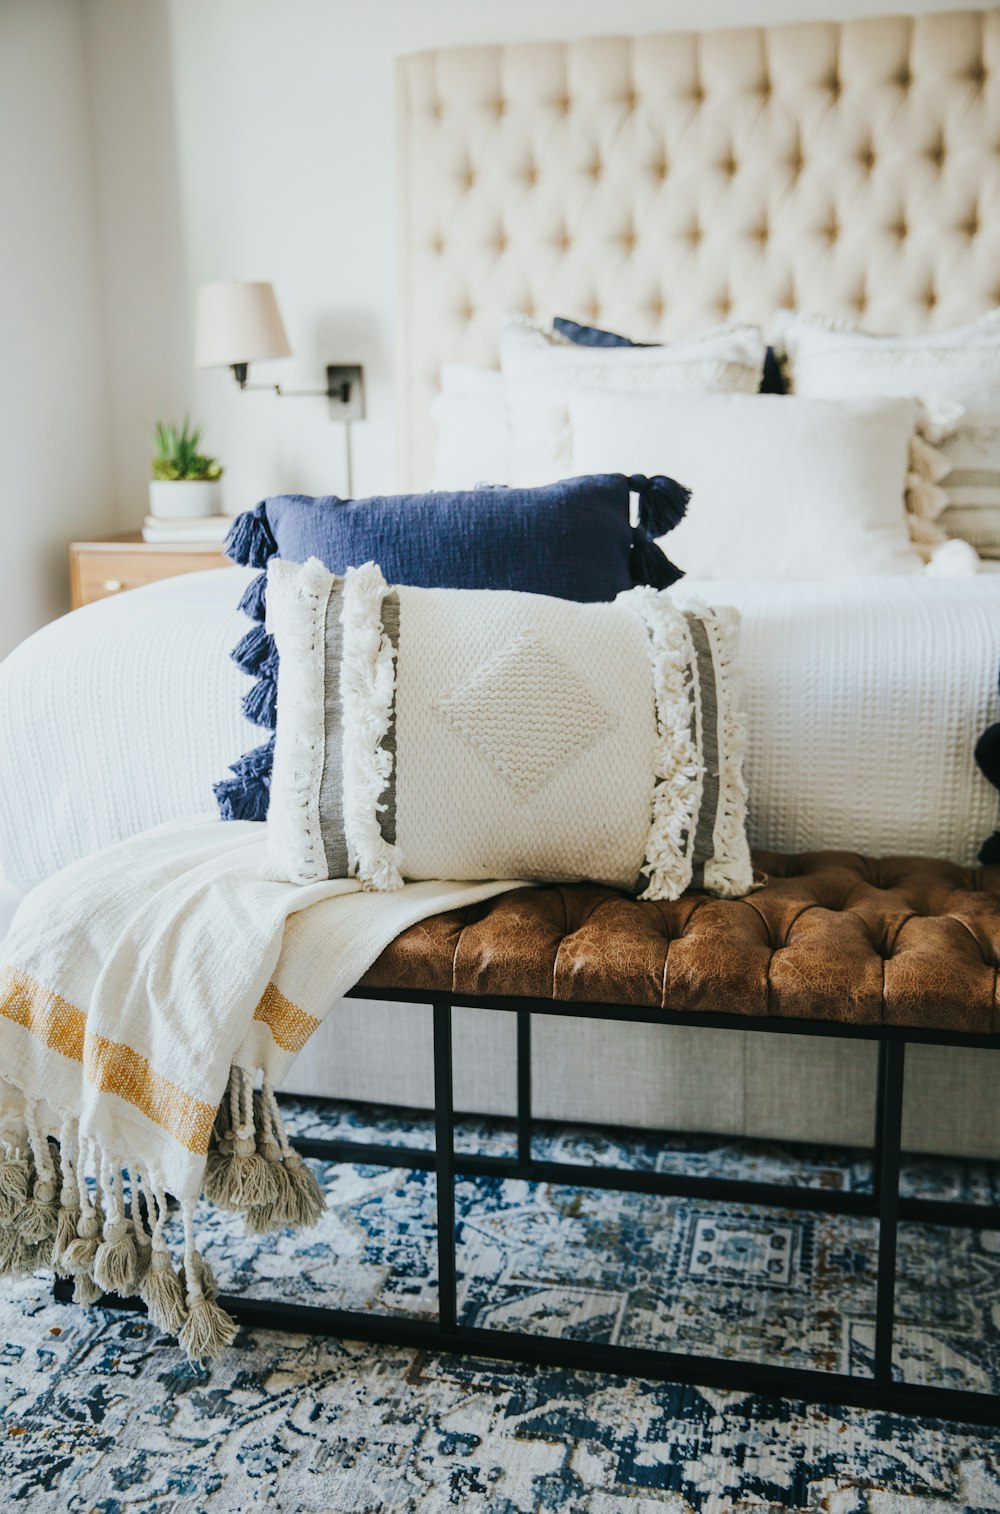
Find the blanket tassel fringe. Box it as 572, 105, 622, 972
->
0, 1067, 325, 1361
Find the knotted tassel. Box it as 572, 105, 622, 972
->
177, 1210, 238, 1362
204, 1070, 274, 1211
73, 1274, 104, 1305
62, 1152, 103, 1277
231, 623, 277, 677
0, 1152, 30, 1225
53, 1122, 82, 1272
238, 570, 268, 622
242, 669, 278, 730
224, 501, 278, 569
181, 1250, 221, 1303
630, 528, 684, 590
283, 1153, 326, 1228
19, 1104, 60, 1252
93, 1214, 139, 1296
0, 1226, 36, 1278
138, 1186, 188, 1336
629, 474, 691, 537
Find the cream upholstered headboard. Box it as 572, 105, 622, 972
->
396, 7, 1000, 486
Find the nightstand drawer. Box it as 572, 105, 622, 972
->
69, 541, 230, 609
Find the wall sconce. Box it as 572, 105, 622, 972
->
195, 279, 365, 494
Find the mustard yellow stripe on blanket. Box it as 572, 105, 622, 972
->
253, 983, 320, 1054
0, 965, 217, 1155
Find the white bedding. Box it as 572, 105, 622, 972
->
0, 569, 997, 908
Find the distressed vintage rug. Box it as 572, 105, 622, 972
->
2, 1099, 1000, 1513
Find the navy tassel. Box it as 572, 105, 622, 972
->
231, 624, 276, 677
242, 670, 278, 729
238, 571, 268, 623
214, 738, 275, 822
979, 831, 1000, 866
630, 527, 684, 590
224, 502, 278, 568
975, 722, 1000, 790
629, 474, 690, 538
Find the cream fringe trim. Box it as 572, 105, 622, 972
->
263, 556, 334, 884
628, 587, 701, 902
694, 603, 755, 900
0, 1065, 325, 1362
340, 562, 404, 891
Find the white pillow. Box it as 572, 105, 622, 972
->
265, 558, 754, 900
429, 364, 509, 489
778, 311, 1000, 558
569, 390, 924, 579
501, 315, 767, 486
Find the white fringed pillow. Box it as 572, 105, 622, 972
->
264, 558, 753, 901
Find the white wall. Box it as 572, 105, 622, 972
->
0, 0, 113, 655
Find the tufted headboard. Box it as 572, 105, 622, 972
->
396, 7, 1000, 485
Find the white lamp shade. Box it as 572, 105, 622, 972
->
195, 280, 292, 368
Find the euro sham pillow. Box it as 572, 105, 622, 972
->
217, 473, 689, 821
264, 558, 754, 901
553, 316, 788, 394
570, 390, 925, 579
777, 310, 1000, 559
501, 314, 768, 485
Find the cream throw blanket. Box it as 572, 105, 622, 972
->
0, 816, 519, 1358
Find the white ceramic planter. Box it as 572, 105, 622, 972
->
148, 479, 222, 519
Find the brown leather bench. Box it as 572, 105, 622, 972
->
123, 855, 996, 1425
363, 852, 1000, 1035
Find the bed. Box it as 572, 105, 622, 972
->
4, 7, 1000, 1158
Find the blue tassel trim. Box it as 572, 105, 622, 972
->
979, 831, 1000, 865
224, 502, 278, 568
214, 737, 275, 822
629, 474, 690, 538
242, 668, 278, 729
231, 623, 277, 677
238, 571, 268, 622
975, 721, 1000, 791
630, 528, 684, 590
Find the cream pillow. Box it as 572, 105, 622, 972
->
778, 311, 1000, 559
264, 558, 754, 901
501, 315, 767, 486
569, 390, 924, 580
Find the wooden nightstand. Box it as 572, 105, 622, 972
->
68, 533, 231, 609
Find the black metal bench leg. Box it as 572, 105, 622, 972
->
433, 999, 457, 1332
517, 1010, 532, 1165
873, 1039, 905, 1388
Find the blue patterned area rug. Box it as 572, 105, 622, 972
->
2, 1098, 1000, 1512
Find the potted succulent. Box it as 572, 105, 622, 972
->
148, 417, 224, 518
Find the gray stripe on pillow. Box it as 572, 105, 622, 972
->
378, 592, 400, 847
686, 612, 720, 893
319, 578, 350, 878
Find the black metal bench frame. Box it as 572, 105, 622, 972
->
57, 985, 1000, 1427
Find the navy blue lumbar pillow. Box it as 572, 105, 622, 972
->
553, 315, 787, 395
216, 472, 688, 821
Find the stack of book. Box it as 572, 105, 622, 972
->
141, 515, 232, 545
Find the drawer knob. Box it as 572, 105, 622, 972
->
102, 579, 124, 593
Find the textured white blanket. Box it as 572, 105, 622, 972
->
0, 817, 518, 1357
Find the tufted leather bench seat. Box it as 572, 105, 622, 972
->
361, 852, 1000, 1035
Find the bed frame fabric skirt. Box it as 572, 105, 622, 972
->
57, 984, 1000, 1428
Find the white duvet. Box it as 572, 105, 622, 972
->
0, 569, 997, 915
